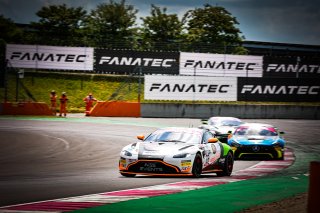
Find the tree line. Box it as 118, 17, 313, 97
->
0, 0, 248, 54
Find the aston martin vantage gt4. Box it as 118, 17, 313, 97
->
119, 127, 234, 177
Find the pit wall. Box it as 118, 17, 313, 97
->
140, 103, 320, 119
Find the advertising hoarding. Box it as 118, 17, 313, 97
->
263, 56, 320, 78
238, 77, 320, 102
95, 49, 179, 74
180, 52, 263, 77
6, 44, 93, 71
145, 75, 237, 101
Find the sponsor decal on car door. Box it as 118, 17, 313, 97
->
209, 143, 221, 164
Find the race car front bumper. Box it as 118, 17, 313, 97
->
119, 157, 194, 176
231, 145, 283, 159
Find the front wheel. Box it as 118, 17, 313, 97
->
216, 152, 234, 177
192, 153, 202, 178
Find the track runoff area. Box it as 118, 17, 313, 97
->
0, 117, 319, 212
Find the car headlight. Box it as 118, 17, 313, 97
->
272, 141, 281, 147
122, 150, 132, 157
173, 153, 191, 158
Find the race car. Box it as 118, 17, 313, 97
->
119, 127, 234, 178
199, 117, 243, 143
227, 123, 285, 160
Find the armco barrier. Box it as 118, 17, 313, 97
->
141, 103, 320, 119
0, 102, 53, 116
89, 101, 141, 117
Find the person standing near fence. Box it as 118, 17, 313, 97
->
50, 90, 57, 115
83, 93, 97, 116
59, 92, 68, 117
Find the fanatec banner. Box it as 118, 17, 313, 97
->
94, 49, 179, 74
145, 75, 237, 101
238, 77, 320, 102
179, 52, 263, 77
6, 44, 94, 71
263, 56, 320, 78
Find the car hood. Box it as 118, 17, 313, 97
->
137, 142, 196, 158
199, 125, 237, 134
233, 135, 278, 145
215, 126, 237, 134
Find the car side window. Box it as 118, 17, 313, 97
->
202, 131, 213, 144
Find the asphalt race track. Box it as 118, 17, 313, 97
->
0, 116, 319, 207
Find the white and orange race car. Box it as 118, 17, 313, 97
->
119, 127, 234, 178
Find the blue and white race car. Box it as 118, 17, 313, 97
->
228, 123, 285, 160
119, 127, 234, 177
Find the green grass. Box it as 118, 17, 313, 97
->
1, 70, 319, 113
1, 71, 142, 112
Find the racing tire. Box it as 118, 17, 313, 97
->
192, 153, 202, 178
216, 152, 234, 177
120, 172, 136, 177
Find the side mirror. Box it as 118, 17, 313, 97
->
137, 135, 145, 140
279, 131, 285, 135
201, 119, 208, 124
208, 138, 218, 143
227, 131, 233, 139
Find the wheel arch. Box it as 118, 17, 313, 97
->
221, 143, 232, 157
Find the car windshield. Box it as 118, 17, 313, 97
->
234, 126, 278, 136
209, 119, 242, 126
144, 130, 201, 144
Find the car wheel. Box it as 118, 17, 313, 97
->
120, 172, 136, 177
192, 153, 202, 178
217, 152, 234, 177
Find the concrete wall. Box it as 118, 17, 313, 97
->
141, 103, 320, 119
